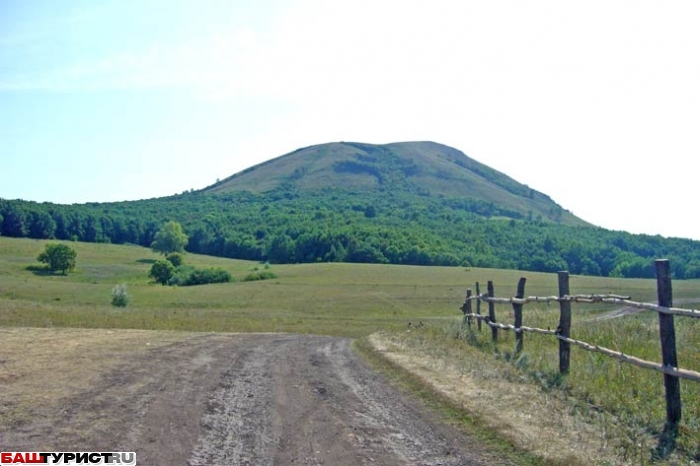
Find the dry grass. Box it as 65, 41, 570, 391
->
368, 331, 620, 466
369, 320, 700, 466
0, 327, 194, 430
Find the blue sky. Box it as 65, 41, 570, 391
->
2, 0, 699, 240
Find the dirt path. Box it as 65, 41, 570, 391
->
593, 297, 700, 321
3, 333, 486, 465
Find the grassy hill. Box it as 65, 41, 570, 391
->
206, 141, 586, 226
3, 141, 700, 278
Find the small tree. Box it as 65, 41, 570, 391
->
111, 284, 130, 307
149, 259, 175, 285
165, 252, 184, 267
151, 221, 188, 255
37, 243, 77, 274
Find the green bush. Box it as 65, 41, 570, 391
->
149, 259, 175, 285
169, 265, 232, 286
165, 252, 184, 267
167, 265, 195, 285
243, 271, 277, 282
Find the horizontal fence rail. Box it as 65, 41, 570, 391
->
459, 259, 696, 442
460, 312, 700, 383
466, 294, 700, 318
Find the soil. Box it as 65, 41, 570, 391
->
594, 297, 700, 321
3, 333, 487, 465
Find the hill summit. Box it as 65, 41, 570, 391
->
205, 141, 585, 226
4, 140, 700, 277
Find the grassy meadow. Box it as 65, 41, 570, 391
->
6, 236, 698, 337
2, 236, 700, 463
0, 236, 480, 337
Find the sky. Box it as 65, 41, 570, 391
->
1, 0, 699, 240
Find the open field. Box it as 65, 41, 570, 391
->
0, 237, 473, 337
2, 236, 700, 464
3, 237, 699, 337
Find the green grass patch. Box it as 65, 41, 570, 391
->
0, 237, 477, 337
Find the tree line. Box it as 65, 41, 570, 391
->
2, 189, 700, 279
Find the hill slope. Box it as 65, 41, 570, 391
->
205, 141, 586, 226
3, 141, 700, 278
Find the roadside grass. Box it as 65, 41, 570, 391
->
480, 306, 700, 461
391, 303, 700, 464
354, 337, 559, 466
2, 236, 700, 463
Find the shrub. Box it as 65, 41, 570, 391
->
169, 266, 232, 286
243, 271, 277, 282
149, 259, 175, 285
167, 265, 196, 286
111, 284, 130, 307
165, 252, 184, 267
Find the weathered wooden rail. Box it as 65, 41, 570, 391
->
459, 259, 699, 437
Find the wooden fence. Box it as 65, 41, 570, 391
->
459, 259, 700, 436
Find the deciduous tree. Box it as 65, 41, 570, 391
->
37, 243, 77, 275
151, 221, 188, 255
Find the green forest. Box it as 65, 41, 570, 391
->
2, 187, 700, 279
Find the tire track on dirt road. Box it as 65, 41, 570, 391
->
3, 333, 487, 465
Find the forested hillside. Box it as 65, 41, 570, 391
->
2, 188, 700, 279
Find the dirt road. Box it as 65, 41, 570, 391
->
3, 333, 486, 465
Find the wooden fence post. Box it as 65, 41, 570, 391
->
461, 289, 472, 329
476, 282, 482, 331
513, 277, 526, 355
557, 271, 572, 374
488, 280, 497, 343
656, 259, 681, 438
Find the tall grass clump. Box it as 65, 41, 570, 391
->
111, 284, 130, 307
